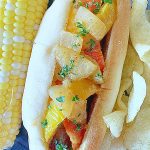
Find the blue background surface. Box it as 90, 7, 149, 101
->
8, 0, 150, 150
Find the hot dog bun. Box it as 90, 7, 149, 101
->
22, 0, 130, 149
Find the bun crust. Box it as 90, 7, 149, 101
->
79, 0, 130, 149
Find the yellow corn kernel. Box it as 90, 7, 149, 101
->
15, 2, 27, 9
23, 51, 30, 58
18, 79, 25, 85
13, 22, 24, 28
12, 50, 22, 56
15, 8, 26, 16
4, 10, 15, 17
14, 16, 25, 23
0, 83, 9, 90
0, 58, 12, 65
0, 64, 12, 71
12, 56, 22, 62
22, 57, 29, 64
25, 33, 33, 40
13, 43, 23, 49
4, 25, 14, 31
2, 51, 13, 58
23, 43, 32, 51
2, 45, 13, 51
13, 28, 25, 35
3, 17, 15, 25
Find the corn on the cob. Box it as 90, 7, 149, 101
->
0, 0, 48, 149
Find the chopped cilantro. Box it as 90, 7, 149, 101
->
76, 22, 89, 37
72, 42, 81, 49
58, 65, 70, 78
85, 3, 89, 8
41, 119, 48, 128
73, 119, 81, 131
87, 39, 96, 51
58, 59, 75, 79
70, 59, 75, 69
96, 72, 102, 78
55, 140, 68, 150
76, 124, 81, 131
56, 96, 65, 103
72, 95, 80, 102
102, 0, 112, 4
93, 2, 100, 14
78, 1, 83, 6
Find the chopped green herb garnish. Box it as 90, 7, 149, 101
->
58, 59, 75, 79
96, 72, 102, 78
87, 39, 96, 51
72, 95, 80, 102
78, 1, 83, 6
72, 42, 81, 49
41, 119, 48, 128
59, 65, 70, 78
102, 0, 112, 4
93, 2, 100, 14
55, 140, 68, 150
85, 3, 89, 8
73, 119, 77, 124
76, 124, 81, 131
70, 59, 75, 69
56, 96, 65, 103
73, 119, 81, 131
76, 22, 89, 37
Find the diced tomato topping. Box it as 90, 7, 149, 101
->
83, 40, 105, 72
55, 79, 62, 85
80, 0, 102, 14
63, 119, 86, 149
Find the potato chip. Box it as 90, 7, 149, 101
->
141, 64, 150, 108
126, 71, 146, 123
103, 111, 126, 138
101, 131, 113, 150
146, 10, 150, 22
124, 108, 150, 150
110, 136, 126, 150
116, 78, 132, 111
122, 43, 144, 79
130, 0, 150, 64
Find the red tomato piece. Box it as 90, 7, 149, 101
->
55, 79, 62, 85
63, 119, 86, 149
83, 40, 105, 72
80, 0, 102, 14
